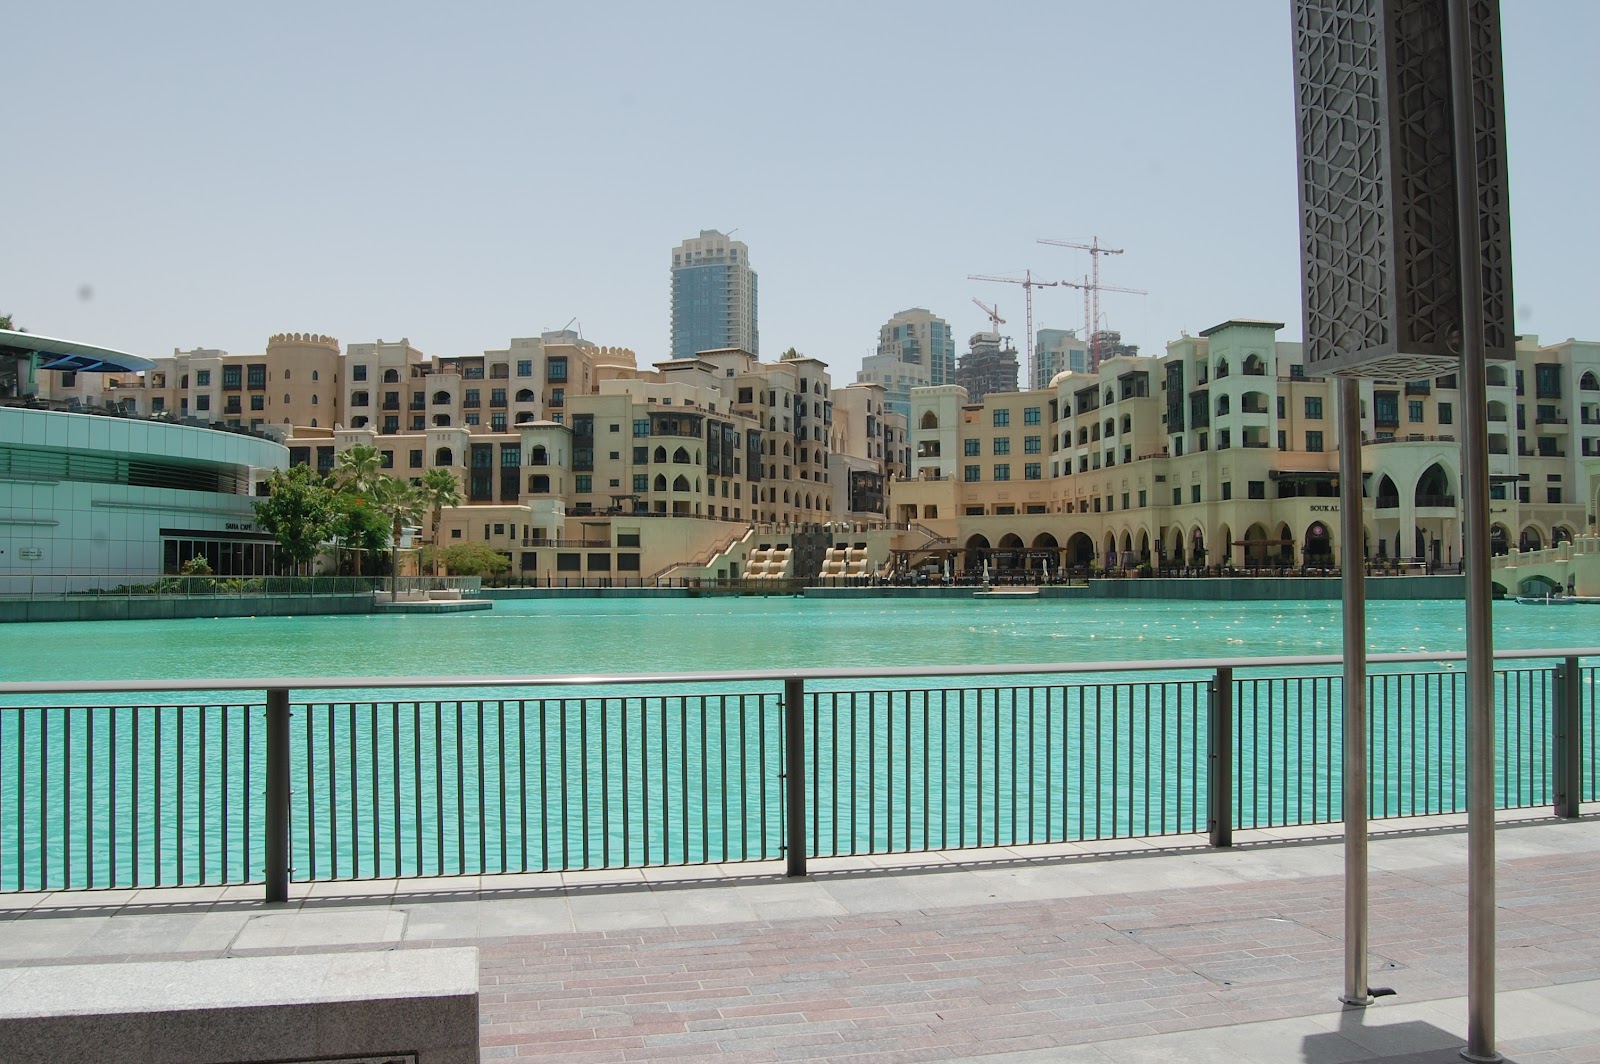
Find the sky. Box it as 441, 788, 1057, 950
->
4, 1, 1597, 382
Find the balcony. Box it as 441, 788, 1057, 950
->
1535, 413, 1568, 426
1404, 382, 1431, 396
1415, 494, 1457, 509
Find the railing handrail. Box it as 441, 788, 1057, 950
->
4, 645, 1597, 698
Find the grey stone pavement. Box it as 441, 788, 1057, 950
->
3, 808, 1599, 1062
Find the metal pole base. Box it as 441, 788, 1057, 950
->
1339, 994, 1375, 1008
1460, 1050, 1504, 1064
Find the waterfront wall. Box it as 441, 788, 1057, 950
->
805, 576, 1463, 601
0, 594, 375, 623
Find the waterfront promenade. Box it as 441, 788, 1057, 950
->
3, 809, 1598, 1062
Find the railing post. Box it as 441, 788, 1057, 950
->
783, 676, 807, 877
1208, 666, 1234, 848
264, 687, 290, 903
1554, 656, 1582, 819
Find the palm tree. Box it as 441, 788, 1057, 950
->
330, 445, 384, 574
368, 475, 425, 600
418, 467, 464, 577
331, 444, 384, 494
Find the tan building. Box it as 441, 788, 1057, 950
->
896, 321, 1600, 575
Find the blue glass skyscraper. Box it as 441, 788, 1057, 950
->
671, 230, 758, 358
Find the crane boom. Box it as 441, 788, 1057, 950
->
1043, 235, 1132, 368
971, 298, 1005, 335
969, 270, 1060, 387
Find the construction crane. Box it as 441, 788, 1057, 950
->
968, 270, 1059, 388
1039, 236, 1133, 367
971, 298, 1006, 337
1058, 276, 1148, 370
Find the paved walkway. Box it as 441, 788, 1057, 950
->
3, 811, 1599, 1062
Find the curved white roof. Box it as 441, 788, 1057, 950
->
0, 328, 155, 373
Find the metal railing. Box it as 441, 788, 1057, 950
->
0, 648, 1593, 897
0, 574, 386, 600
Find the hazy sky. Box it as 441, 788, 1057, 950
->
4, 2, 1596, 380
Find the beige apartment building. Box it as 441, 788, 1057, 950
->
284, 338, 910, 578
897, 320, 1600, 573
38, 332, 345, 433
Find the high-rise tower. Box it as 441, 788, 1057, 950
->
671, 230, 758, 358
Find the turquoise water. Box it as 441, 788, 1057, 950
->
2, 596, 1590, 684
0, 597, 1593, 890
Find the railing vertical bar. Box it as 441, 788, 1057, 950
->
348, 703, 359, 880
392, 703, 402, 878
679, 697, 689, 865
132, 707, 142, 887
559, 699, 570, 871
604, 698, 615, 868
413, 702, 424, 876
578, 699, 590, 869
1555, 658, 1581, 818
477, 701, 488, 874
264, 687, 289, 903
456, 701, 467, 875
1209, 667, 1233, 848
784, 676, 806, 877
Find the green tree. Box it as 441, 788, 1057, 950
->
331, 444, 384, 494
0, 313, 17, 332
418, 467, 464, 576
436, 542, 512, 577
328, 489, 391, 575
253, 465, 338, 575
368, 475, 425, 599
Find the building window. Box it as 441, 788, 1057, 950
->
1408, 399, 1425, 423
964, 438, 980, 457
993, 463, 1010, 481
1439, 402, 1453, 425
1248, 480, 1266, 500
964, 464, 981, 482
1025, 462, 1041, 480
1305, 396, 1323, 419
992, 438, 1010, 456
1222, 482, 1233, 501
408, 449, 423, 468
517, 359, 533, 377
250, 395, 265, 411
196, 395, 210, 411
575, 474, 592, 493
196, 370, 211, 386
1306, 430, 1324, 452
1191, 484, 1202, 503
353, 365, 367, 382
993, 409, 1010, 427
547, 358, 568, 383
633, 418, 649, 437
1138, 490, 1147, 507
222, 366, 242, 389
1023, 407, 1041, 425
1024, 435, 1041, 454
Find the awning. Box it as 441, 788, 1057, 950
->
0, 328, 155, 374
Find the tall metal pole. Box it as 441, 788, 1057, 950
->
1446, 0, 1499, 1057
1338, 376, 1371, 1006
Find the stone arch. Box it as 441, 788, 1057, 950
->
920, 410, 939, 429
1242, 389, 1269, 413
1104, 387, 1114, 406
383, 368, 400, 383
1553, 524, 1576, 546
434, 447, 454, 466
351, 416, 369, 428
1519, 524, 1544, 552
673, 446, 690, 463
1215, 356, 1230, 378
1121, 414, 1132, 434
1486, 364, 1508, 387
653, 474, 667, 491
1032, 532, 1059, 553
1065, 532, 1094, 568
1103, 417, 1115, 438
1243, 352, 1265, 375
515, 411, 535, 424
1580, 371, 1599, 391
1243, 523, 1271, 566
515, 388, 535, 402
653, 445, 667, 463
528, 474, 550, 493
1138, 529, 1151, 563
433, 413, 451, 427
432, 390, 451, 405
529, 445, 548, 465
1102, 531, 1118, 566
673, 474, 690, 492
1190, 526, 1207, 564
1490, 523, 1510, 556
1414, 462, 1453, 507
1215, 393, 1230, 417
1305, 520, 1333, 565
1375, 474, 1400, 509
1217, 522, 1233, 566
1276, 522, 1295, 565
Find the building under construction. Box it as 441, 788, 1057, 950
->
1090, 329, 1139, 368
954, 332, 1019, 403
